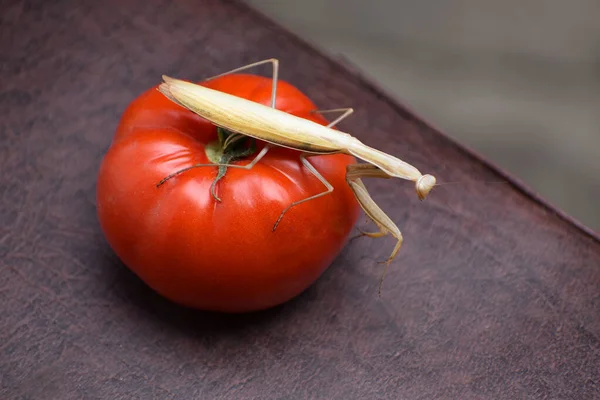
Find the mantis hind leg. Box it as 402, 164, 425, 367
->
346, 163, 404, 295
310, 108, 354, 128
202, 58, 279, 108
156, 145, 270, 188
272, 154, 334, 231
271, 108, 354, 228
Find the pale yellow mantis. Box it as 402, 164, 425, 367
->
156, 58, 436, 281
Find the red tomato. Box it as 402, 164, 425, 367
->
96, 73, 360, 312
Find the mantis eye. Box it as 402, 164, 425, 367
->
416, 174, 436, 200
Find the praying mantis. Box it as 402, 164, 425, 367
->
156, 58, 437, 274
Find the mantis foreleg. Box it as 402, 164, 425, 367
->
346, 163, 404, 294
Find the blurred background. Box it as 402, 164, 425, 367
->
245, 0, 600, 232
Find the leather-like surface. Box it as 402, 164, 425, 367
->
1, 0, 599, 398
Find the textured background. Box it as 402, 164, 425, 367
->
1, 0, 599, 399
247, 0, 600, 232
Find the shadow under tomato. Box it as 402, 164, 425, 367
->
98, 241, 320, 338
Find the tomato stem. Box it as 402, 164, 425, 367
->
205, 127, 257, 202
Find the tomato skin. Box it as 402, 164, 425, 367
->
96, 74, 360, 312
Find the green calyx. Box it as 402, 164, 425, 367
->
204, 127, 256, 202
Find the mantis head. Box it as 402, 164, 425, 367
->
416, 174, 436, 200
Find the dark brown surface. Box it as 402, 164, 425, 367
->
1, 0, 599, 399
